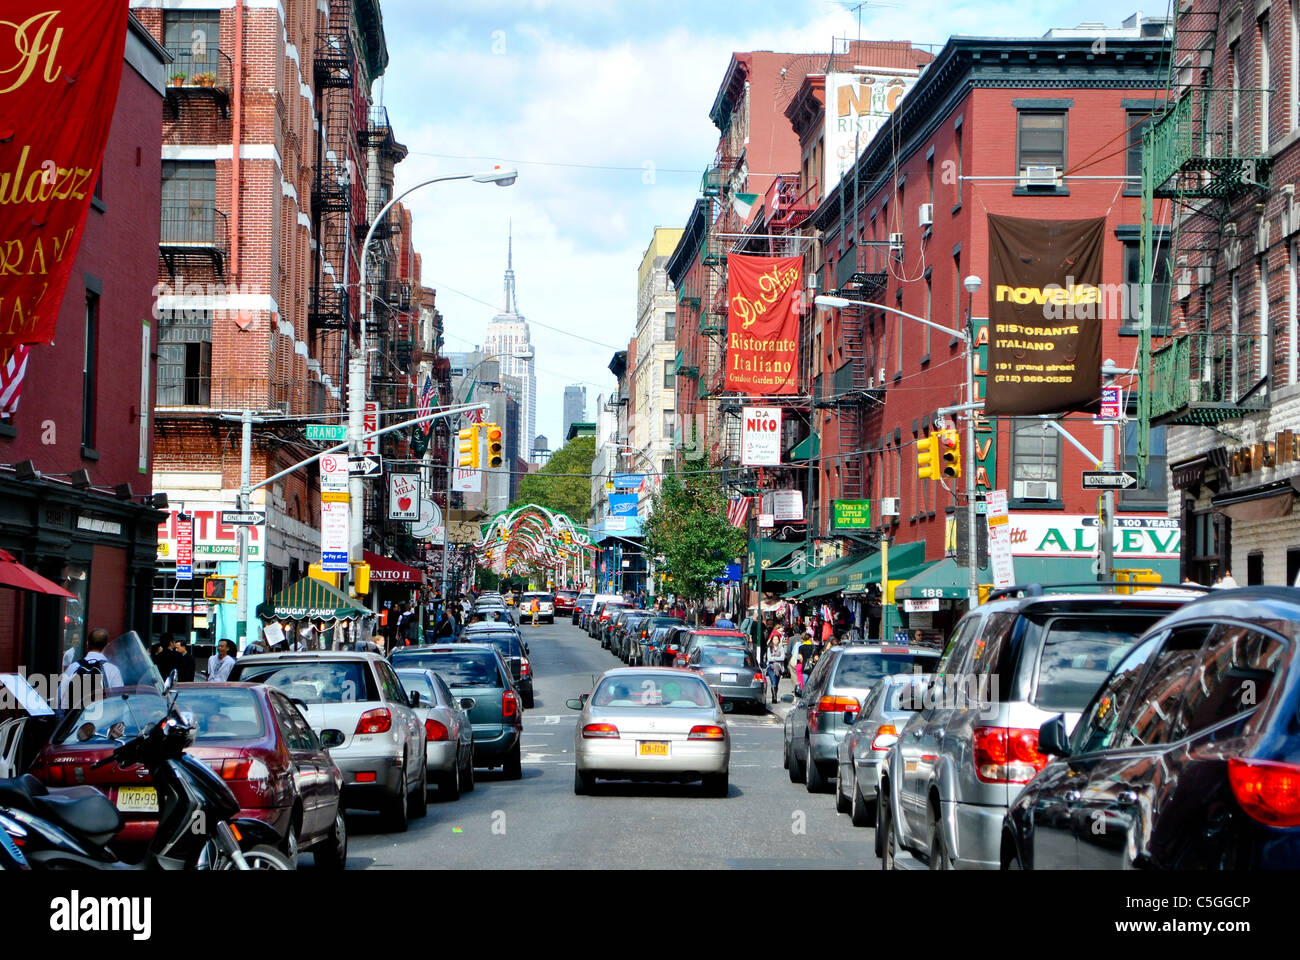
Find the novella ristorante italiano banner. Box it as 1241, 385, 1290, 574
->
985, 214, 1105, 416
725, 253, 801, 395
0, 2, 132, 353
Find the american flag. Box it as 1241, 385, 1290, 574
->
0, 345, 31, 418
416, 375, 435, 436
727, 496, 750, 528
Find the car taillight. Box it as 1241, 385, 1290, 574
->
871, 724, 899, 751
582, 722, 620, 739
355, 708, 393, 735
521, 658, 531, 676
220, 758, 251, 780
972, 726, 1048, 784
688, 725, 725, 740
41, 763, 63, 784
1227, 758, 1300, 828
753, 673, 765, 683
502, 691, 519, 719
816, 696, 861, 714
425, 719, 450, 742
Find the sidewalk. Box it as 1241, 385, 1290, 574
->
764, 672, 798, 722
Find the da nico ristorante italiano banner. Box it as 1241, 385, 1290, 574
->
0, 2, 131, 355
985, 214, 1105, 416
725, 254, 801, 395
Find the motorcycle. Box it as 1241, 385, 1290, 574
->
0, 632, 291, 870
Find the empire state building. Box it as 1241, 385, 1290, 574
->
482, 226, 537, 459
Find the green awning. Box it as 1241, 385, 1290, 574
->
841, 541, 929, 593
745, 540, 798, 578
790, 432, 820, 461
257, 577, 370, 621
798, 550, 869, 596
892, 557, 991, 600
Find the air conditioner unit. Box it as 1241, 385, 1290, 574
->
1013, 480, 1057, 500
918, 203, 934, 227
888, 232, 904, 249
879, 368, 886, 385
1024, 165, 1059, 186
881, 497, 900, 517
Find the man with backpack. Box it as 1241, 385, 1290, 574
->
57, 628, 124, 709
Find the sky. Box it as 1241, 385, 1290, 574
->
378, 0, 1168, 447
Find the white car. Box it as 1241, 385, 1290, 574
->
520, 592, 555, 624
567, 668, 731, 797
394, 668, 476, 801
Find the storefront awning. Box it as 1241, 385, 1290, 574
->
893, 557, 991, 600
797, 550, 869, 597
0, 550, 75, 598
841, 541, 928, 594
789, 432, 820, 462
257, 577, 369, 621
745, 539, 798, 578
1211, 478, 1300, 523
363, 550, 425, 585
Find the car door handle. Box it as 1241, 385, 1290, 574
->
1064, 790, 1082, 803
1116, 790, 1137, 805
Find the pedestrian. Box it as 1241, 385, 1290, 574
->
1212, 569, 1238, 589
529, 595, 540, 627
207, 639, 236, 682
434, 607, 455, 641
171, 637, 196, 683
766, 623, 786, 703
790, 634, 806, 696
58, 627, 123, 709
153, 630, 181, 680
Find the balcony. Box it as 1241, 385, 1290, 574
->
155, 376, 314, 414
1150, 332, 1268, 425
764, 174, 817, 230
164, 47, 234, 118
701, 164, 723, 198
159, 205, 228, 277
313, 31, 354, 89
1145, 87, 1275, 199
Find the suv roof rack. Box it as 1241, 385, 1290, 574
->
985, 581, 1212, 603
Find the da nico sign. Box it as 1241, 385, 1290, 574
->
741, 406, 782, 466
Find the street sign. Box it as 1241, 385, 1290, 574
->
320, 500, 349, 572
1098, 386, 1122, 421
321, 454, 349, 494
220, 511, 266, 525
1082, 471, 1138, 490
349, 455, 382, 477
305, 424, 347, 442
176, 515, 193, 581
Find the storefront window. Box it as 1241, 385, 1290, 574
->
60, 562, 89, 662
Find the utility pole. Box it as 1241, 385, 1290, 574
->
237, 409, 254, 647
963, 278, 982, 607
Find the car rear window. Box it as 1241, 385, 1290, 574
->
175, 688, 268, 740
395, 671, 437, 704
392, 651, 503, 687
478, 634, 521, 658
699, 647, 756, 669
833, 653, 937, 688
1030, 616, 1151, 712
232, 661, 378, 703
592, 674, 713, 707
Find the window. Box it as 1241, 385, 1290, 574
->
1291, 0, 1299, 133
1072, 632, 1163, 754
82, 292, 98, 450
1122, 421, 1166, 507
163, 10, 220, 81
1017, 111, 1066, 171
953, 123, 963, 207
1247, 551, 1264, 586
1287, 547, 1300, 587
157, 309, 212, 405
1117, 624, 1213, 748
162, 161, 216, 244
1121, 234, 1171, 333
926, 153, 934, 205
664, 310, 676, 340
1230, 41, 1241, 153
1010, 419, 1061, 497
1125, 111, 1154, 180
922, 273, 932, 360
1259, 14, 1271, 151
1289, 240, 1298, 384
1258, 257, 1270, 382
953, 250, 963, 329
662, 358, 674, 389
662, 410, 675, 441
1178, 624, 1285, 738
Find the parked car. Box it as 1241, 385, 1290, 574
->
592, 601, 633, 642
686, 644, 766, 713
1002, 587, 1300, 870
583, 594, 624, 633
835, 673, 931, 827
554, 590, 580, 618
573, 592, 595, 625
393, 668, 476, 801
228, 652, 428, 831
30, 681, 350, 866
676, 629, 749, 668
634, 617, 686, 667
612, 611, 653, 661
567, 668, 730, 796
520, 591, 556, 624
461, 623, 534, 708
390, 644, 523, 777
877, 585, 1201, 870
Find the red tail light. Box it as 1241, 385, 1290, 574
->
871, 724, 899, 751
521, 658, 531, 676
502, 691, 519, 719
425, 719, 450, 742
582, 722, 620, 739
40, 763, 63, 785
688, 725, 725, 740
972, 726, 1048, 783
753, 673, 765, 683
1227, 758, 1300, 828
355, 708, 393, 735
220, 758, 251, 780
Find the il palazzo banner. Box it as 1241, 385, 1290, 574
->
725, 254, 801, 395
0, 2, 131, 353
985, 215, 1105, 415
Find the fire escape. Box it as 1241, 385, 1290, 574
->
1138, 0, 1276, 478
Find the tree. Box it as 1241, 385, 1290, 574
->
642, 468, 746, 601
510, 435, 595, 524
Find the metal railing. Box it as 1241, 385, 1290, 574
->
1145, 86, 1276, 196
1149, 331, 1263, 420
164, 46, 233, 88
161, 204, 227, 247
155, 376, 318, 413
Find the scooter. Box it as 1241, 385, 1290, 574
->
0, 678, 291, 871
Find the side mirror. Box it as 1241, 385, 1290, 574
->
565, 698, 584, 711
1038, 714, 1070, 757
320, 729, 344, 748
459, 697, 477, 711
409, 691, 422, 708
524, 644, 530, 655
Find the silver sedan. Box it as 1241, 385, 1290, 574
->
567, 668, 731, 797
395, 668, 476, 801
835, 673, 929, 827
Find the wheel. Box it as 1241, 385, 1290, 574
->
438, 757, 461, 801
929, 812, 951, 870
461, 746, 475, 792
409, 761, 428, 819
835, 773, 851, 814
574, 767, 594, 795
313, 808, 348, 871
280, 820, 300, 868
786, 738, 803, 783
850, 777, 875, 828
503, 742, 523, 779
222, 845, 294, 870
804, 743, 827, 793
878, 787, 897, 870
702, 771, 729, 798
523, 689, 534, 709
382, 768, 410, 833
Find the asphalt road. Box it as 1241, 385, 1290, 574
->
335, 618, 886, 870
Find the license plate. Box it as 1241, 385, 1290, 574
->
904, 760, 919, 773
638, 741, 670, 757
721, 673, 738, 683
116, 786, 158, 812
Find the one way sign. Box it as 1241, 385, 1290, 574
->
349, 455, 382, 477
1082, 471, 1138, 490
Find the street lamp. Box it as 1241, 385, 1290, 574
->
348, 167, 518, 593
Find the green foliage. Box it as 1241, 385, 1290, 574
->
510, 435, 595, 524
642, 468, 746, 601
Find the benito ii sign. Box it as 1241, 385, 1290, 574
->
741, 406, 782, 466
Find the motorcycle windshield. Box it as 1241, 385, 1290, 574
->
64, 630, 165, 694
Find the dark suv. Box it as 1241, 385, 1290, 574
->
461, 623, 534, 708
390, 644, 524, 778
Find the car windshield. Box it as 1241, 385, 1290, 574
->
699, 647, 756, 669
233, 661, 376, 704
478, 634, 521, 657
695, 633, 746, 646
1032, 617, 1148, 712
175, 687, 268, 740
392, 651, 500, 687
395, 671, 437, 704
834, 653, 938, 687
56, 689, 168, 745
592, 674, 713, 708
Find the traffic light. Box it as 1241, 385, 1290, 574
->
456, 425, 480, 468
485, 422, 503, 468
351, 561, 371, 596
916, 434, 939, 480
203, 577, 228, 601
939, 429, 962, 479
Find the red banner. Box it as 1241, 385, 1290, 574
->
0, 2, 131, 353
724, 254, 801, 395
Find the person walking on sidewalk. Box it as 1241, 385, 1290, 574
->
766, 623, 786, 704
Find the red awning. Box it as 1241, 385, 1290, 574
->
0, 550, 76, 598
363, 550, 425, 585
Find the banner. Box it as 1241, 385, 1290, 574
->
741, 406, 782, 465
985, 215, 1105, 415
0, 2, 132, 354
609, 494, 638, 517
388, 473, 420, 521
452, 467, 480, 492
725, 254, 801, 395
824, 71, 919, 193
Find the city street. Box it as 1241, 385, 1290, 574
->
338, 620, 880, 870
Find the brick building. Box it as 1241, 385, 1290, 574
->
0, 17, 168, 675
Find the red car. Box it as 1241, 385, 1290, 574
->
553, 590, 579, 616
31, 682, 347, 868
